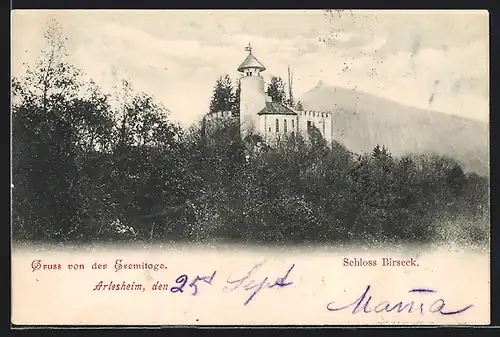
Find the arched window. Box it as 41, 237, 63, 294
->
268, 127, 271, 132
275, 119, 279, 132
291, 119, 294, 128
307, 121, 312, 129
284, 120, 287, 132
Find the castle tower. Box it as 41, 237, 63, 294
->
237, 43, 267, 138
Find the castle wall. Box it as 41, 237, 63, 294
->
261, 114, 300, 144
205, 110, 232, 122
296, 110, 333, 143
259, 114, 267, 140
240, 75, 266, 137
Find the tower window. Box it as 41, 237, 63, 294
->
276, 119, 279, 132
307, 121, 312, 129
284, 120, 287, 132
291, 119, 294, 128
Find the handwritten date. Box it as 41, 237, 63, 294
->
223, 263, 295, 305
170, 271, 217, 296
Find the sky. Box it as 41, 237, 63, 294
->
11, 10, 489, 127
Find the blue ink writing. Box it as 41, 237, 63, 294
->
170, 274, 188, 293
189, 271, 217, 296
326, 285, 473, 315
170, 272, 217, 296
224, 263, 295, 305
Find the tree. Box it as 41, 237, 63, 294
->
267, 76, 286, 103
209, 74, 236, 114
295, 101, 304, 111
232, 79, 241, 116
446, 163, 466, 197
307, 124, 328, 156
371, 144, 382, 158
11, 19, 116, 240
108, 79, 186, 238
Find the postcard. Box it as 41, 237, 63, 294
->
11, 9, 490, 326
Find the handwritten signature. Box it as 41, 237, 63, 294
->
326, 285, 473, 315
223, 263, 295, 305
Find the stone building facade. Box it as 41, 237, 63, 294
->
205, 45, 333, 145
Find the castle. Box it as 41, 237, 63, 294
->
205, 44, 334, 145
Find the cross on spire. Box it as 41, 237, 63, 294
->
245, 43, 252, 53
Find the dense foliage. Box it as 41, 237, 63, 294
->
11, 22, 489, 246
266, 76, 287, 104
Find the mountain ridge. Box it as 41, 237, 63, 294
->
298, 85, 489, 176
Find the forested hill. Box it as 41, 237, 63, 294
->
299, 85, 489, 176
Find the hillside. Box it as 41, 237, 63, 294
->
299, 85, 489, 176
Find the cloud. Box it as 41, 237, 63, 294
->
327, 10, 487, 47
11, 10, 489, 126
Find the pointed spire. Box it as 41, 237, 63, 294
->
237, 43, 266, 73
